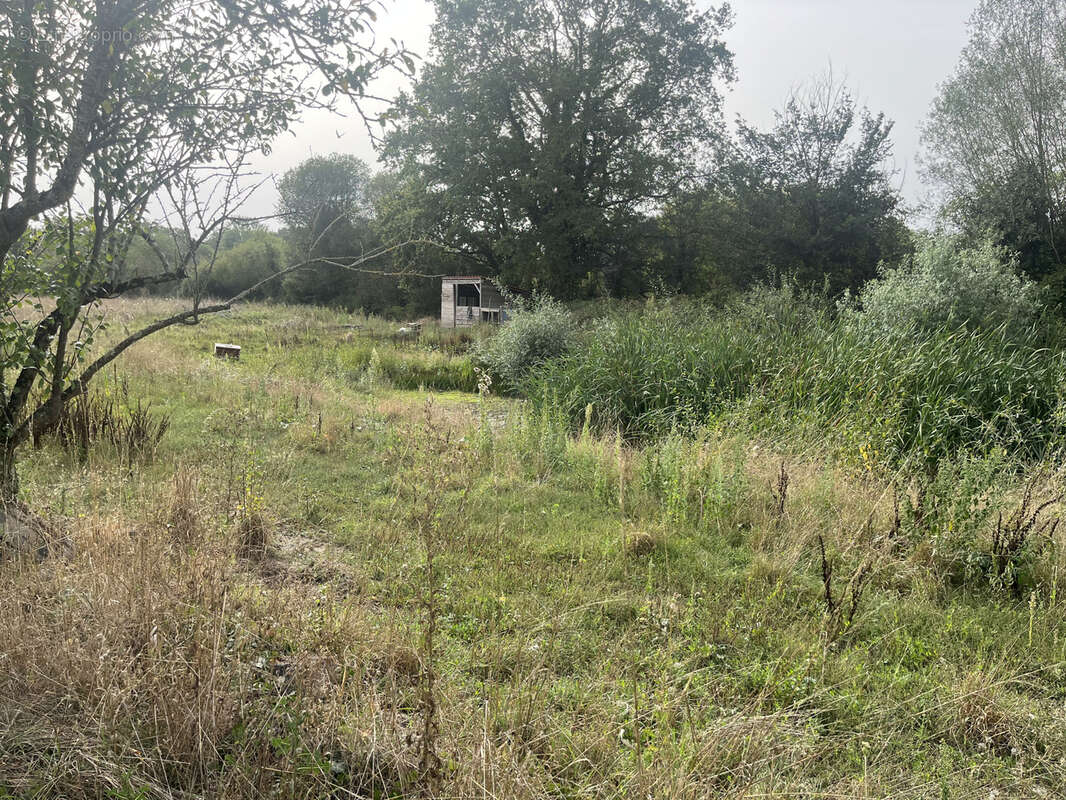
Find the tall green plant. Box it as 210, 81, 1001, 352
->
533, 283, 1066, 471
473, 295, 575, 392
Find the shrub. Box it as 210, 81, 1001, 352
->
200, 232, 288, 300
853, 234, 1045, 340
472, 294, 575, 391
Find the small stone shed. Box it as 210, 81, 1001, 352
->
440, 276, 510, 328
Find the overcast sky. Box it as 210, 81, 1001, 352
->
245, 0, 980, 221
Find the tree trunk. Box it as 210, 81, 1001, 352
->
0, 440, 19, 505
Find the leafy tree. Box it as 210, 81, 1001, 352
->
923, 0, 1066, 289
201, 231, 289, 301
277, 154, 435, 315
665, 76, 910, 295
278, 154, 375, 306
385, 0, 735, 298
278, 154, 374, 238
652, 189, 742, 299
368, 170, 456, 315
0, 0, 408, 501
122, 223, 267, 297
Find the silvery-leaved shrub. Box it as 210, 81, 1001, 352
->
473, 293, 575, 391
851, 234, 1044, 340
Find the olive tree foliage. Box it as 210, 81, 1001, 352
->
922, 0, 1066, 286
0, 0, 411, 500
384, 0, 735, 298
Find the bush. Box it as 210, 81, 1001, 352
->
853, 234, 1045, 339
472, 294, 575, 391
200, 232, 288, 300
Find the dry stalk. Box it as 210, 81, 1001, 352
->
770, 461, 789, 520
991, 473, 1063, 596
817, 533, 872, 645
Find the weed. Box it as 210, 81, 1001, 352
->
6, 297, 1066, 798
639, 433, 750, 532
817, 533, 871, 645
166, 472, 201, 543
407, 408, 471, 795
41, 385, 170, 466
990, 473, 1063, 596
771, 461, 790, 519
235, 508, 271, 559
942, 669, 1026, 757
508, 391, 568, 479
363, 346, 387, 390
623, 529, 660, 557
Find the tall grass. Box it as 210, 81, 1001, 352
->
763, 320, 1066, 469
7, 298, 1066, 797
532, 307, 764, 437
291, 338, 477, 392
532, 293, 1066, 470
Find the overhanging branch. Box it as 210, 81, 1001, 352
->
17, 239, 444, 442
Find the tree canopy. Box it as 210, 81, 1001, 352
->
657, 77, 911, 295
277, 155, 437, 315
923, 0, 1066, 289
385, 0, 735, 298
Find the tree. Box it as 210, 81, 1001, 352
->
201, 230, 289, 301
659, 75, 910, 295
384, 0, 735, 298
853, 232, 1044, 341
923, 0, 1066, 288
278, 154, 374, 236
367, 170, 456, 316
277, 153, 420, 314
0, 0, 410, 501
278, 154, 373, 306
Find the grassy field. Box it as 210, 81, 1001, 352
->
2, 298, 1066, 799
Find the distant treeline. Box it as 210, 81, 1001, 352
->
125, 157, 443, 320
135, 0, 1066, 317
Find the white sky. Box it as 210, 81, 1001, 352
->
245, 0, 980, 222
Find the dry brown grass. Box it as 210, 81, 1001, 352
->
0, 511, 429, 799
622, 528, 661, 557
166, 471, 203, 542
